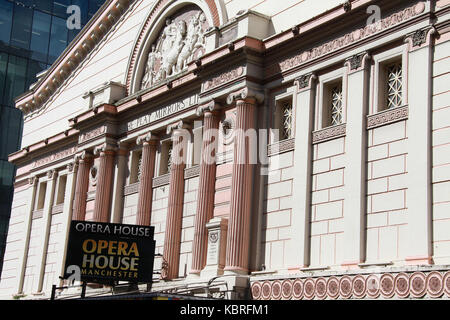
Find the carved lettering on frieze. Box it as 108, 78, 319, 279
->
124, 94, 198, 132
32, 146, 78, 169
79, 126, 107, 144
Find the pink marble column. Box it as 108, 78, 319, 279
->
225, 88, 263, 274
136, 133, 158, 226
190, 102, 221, 275
162, 121, 190, 280
72, 152, 93, 221
93, 144, 116, 223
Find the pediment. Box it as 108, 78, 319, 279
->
126, 0, 225, 95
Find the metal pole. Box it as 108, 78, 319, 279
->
50, 285, 57, 300
81, 282, 87, 299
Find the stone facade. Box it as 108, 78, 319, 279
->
1, 0, 450, 300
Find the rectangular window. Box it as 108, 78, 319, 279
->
0, 0, 13, 45
56, 175, 67, 205
30, 11, 52, 62
4, 55, 28, 107
36, 181, 47, 210
386, 62, 403, 109
10, 5, 33, 50
159, 141, 173, 175
48, 16, 68, 64
129, 151, 142, 184
322, 79, 344, 128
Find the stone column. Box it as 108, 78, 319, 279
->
16, 176, 38, 294
190, 101, 221, 276
36, 169, 58, 293
93, 144, 116, 223
136, 133, 159, 226
56, 162, 78, 284
342, 53, 371, 268
162, 121, 190, 280
224, 88, 263, 274
405, 28, 436, 265
111, 144, 129, 224
72, 151, 93, 221
288, 73, 316, 269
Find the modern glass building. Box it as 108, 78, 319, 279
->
0, 0, 105, 275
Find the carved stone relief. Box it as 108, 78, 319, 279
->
141, 6, 209, 90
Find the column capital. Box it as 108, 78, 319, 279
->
196, 100, 222, 117
295, 72, 317, 91
66, 162, 76, 173
136, 132, 159, 146
93, 142, 118, 156
28, 176, 38, 186
404, 26, 437, 50
46, 169, 58, 180
226, 87, 264, 105
74, 150, 93, 163
166, 120, 192, 135
345, 52, 372, 72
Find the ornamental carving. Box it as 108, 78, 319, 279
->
251, 270, 450, 300
140, 7, 209, 89
312, 124, 346, 144
367, 105, 409, 129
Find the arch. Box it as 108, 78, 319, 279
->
125, 0, 226, 95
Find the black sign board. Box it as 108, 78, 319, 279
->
64, 221, 155, 284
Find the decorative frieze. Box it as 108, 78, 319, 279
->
123, 182, 140, 196
202, 66, 245, 92
267, 2, 425, 77
185, 165, 201, 179
51, 204, 64, 215
251, 270, 450, 300
312, 124, 347, 144
267, 138, 295, 157
32, 146, 78, 169
367, 105, 409, 129
153, 173, 171, 188
32, 209, 44, 220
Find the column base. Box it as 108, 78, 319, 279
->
405, 256, 434, 265
223, 267, 249, 276
200, 266, 225, 279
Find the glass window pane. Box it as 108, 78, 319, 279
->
88, 0, 104, 20
48, 16, 68, 64
3, 55, 28, 106
53, 0, 71, 18
30, 11, 51, 62
34, 0, 53, 14
26, 60, 47, 89
0, 52, 8, 100
0, 0, 13, 45
10, 5, 33, 49
0, 107, 22, 159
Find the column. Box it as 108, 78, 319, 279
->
405, 28, 435, 264
72, 151, 93, 221
36, 169, 58, 293
342, 53, 371, 268
93, 144, 116, 223
224, 88, 263, 274
111, 144, 129, 224
56, 163, 78, 283
190, 101, 221, 275
162, 121, 190, 280
136, 133, 158, 226
16, 176, 38, 294
288, 73, 316, 269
